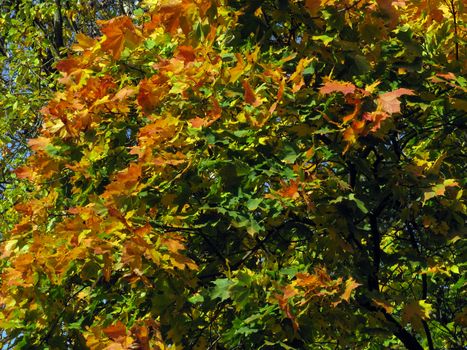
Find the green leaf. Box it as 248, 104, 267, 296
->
246, 198, 262, 211
348, 194, 368, 214
211, 279, 234, 301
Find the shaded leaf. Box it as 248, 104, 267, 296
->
377, 88, 415, 114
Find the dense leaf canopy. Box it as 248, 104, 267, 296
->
0, 0, 139, 231
0, 0, 465, 349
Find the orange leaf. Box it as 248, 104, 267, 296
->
377, 88, 414, 114
436, 72, 456, 80
342, 100, 361, 123
113, 86, 137, 101
320, 80, 356, 95
103, 163, 142, 200
14, 166, 34, 180
277, 77, 285, 101
189, 117, 208, 128
176, 45, 196, 63
305, 0, 322, 16
28, 137, 51, 152
103, 321, 127, 341
372, 298, 394, 313
209, 97, 222, 120
275, 285, 299, 331
277, 180, 299, 199
137, 75, 169, 113
341, 278, 361, 302
376, 0, 399, 27
98, 16, 141, 59
289, 57, 313, 93
56, 57, 82, 74
242, 80, 262, 107
363, 111, 390, 131
147, 0, 193, 35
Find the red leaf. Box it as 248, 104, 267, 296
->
377, 88, 414, 114
320, 80, 356, 95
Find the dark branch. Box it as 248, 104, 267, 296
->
357, 295, 424, 350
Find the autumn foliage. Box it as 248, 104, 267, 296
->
0, 0, 465, 349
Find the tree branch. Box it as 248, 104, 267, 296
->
357, 295, 424, 350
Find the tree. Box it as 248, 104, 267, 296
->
0, 0, 139, 235
0, 0, 465, 348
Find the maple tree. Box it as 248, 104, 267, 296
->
0, 0, 466, 349
0, 0, 139, 234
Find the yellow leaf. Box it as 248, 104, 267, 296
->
365, 80, 381, 94
402, 300, 432, 332
372, 298, 394, 313
341, 278, 361, 302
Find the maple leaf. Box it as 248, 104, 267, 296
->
363, 111, 390, 131
229, 54, 247, 83
343, 120, 366, 143
176, 45, 196, 63
113, 86, 137, 101
435, 72, 456, 80
56, 57, 83, 74
289, 57, 313, 93
242, 80, 262, 107
423, 179, 459, 203
320, 80, 356, 95
275, 285, 299, 331
137, 75, 169, 113
97, 16, 141, 59
28, 136, 50, 151
277, 180, 300, 199
372, 298, 394, 313
71, 33, 97, 52
102, 163, 142, 201
342, 100, 361, 123
401, 300, 432, 332
377, 88, 414, 114
376, 0, 399, 27
340, 278, 361, 303
305, 0, 322, 16
189, 116, 207, 128
145, 0, 193, 35
103, 321, 127, 341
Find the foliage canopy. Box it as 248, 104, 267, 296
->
0, 0, 139, 230
0, 0, 466, 349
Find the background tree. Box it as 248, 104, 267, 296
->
0, 0, 465, 349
